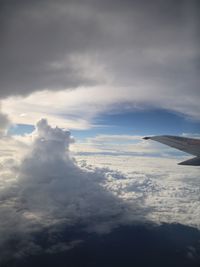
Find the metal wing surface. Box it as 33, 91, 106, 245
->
143, 135, 200, 166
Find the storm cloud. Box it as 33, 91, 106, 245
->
0, 0, 199, 121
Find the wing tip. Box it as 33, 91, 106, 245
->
143, 136, 151, 140
178, 157, 200, 166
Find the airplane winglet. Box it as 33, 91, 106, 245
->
178, 157, 200, 166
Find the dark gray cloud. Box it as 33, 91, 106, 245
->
0, 113, 9, 131
0, 0, 100, 97
0, 105, 9, 134
0, 0, 199, 102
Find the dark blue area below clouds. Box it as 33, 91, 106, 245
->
5, 223, 200, 267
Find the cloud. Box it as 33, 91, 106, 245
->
0, 104, 10, 135
76, 154, 200, 227
71, 133, 187, 157
0, 0, 199, 123
0, 0, 110, 98
0, 119, 146, 262
2, 83, 200, 130
0, 112, 9, 134
0, 0, 200, 260
0, 119, 200, 262
14, 119, 130, 228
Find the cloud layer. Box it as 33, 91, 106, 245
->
0, 119, 200, 263
0, 0, 200, 125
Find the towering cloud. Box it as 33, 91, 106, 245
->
11, 119, 129, 228
0, 119, 140, 262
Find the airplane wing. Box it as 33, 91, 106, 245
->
143, 135, 200, 166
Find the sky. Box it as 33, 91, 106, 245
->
0, 0, 200, 266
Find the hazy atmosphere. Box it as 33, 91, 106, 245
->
0, 0, 200, 266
